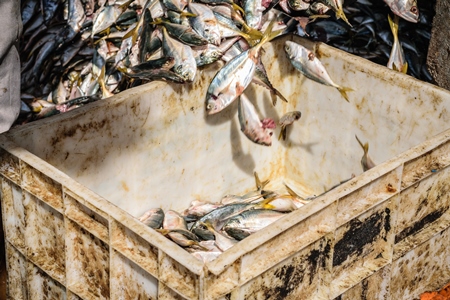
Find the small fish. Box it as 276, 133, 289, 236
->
243, 0, 265, 29
188, 3, 222, 46
152, 18, 209, 47
317, 0, 351, 26
205, 19, 282, 114
383, 0, 419, 23
138, 208, 165, 229
163, 210, 188, 230
238, 94, 276, 146
182, 200, 222, 221
355, 135, 376, 172
201, 221, 237, 251
387, 14, 408, 73
278, 111, 301, 141
92, 0, 133, 37
284, 40, 353, 102
157, 228, 206, 249
161, 26, 197, 82
223, 209, 285, 240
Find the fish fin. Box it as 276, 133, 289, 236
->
337, 86, 353, 102
119, 0, 134, 10
155, 229, 170, 235
254, 171, 262, 190
242, 22, 263, 39
256, 197, 276, 209
308, 14, 330, 22
388, 14, 399, 42
335, 9, 352, 27
401, 62, 408, 74
179, 11, 197, 18
99, 65, 114, 99
355, 135, 369, 154
232, 3, 245, 15
255, 18, 284, 51
278, 126, 286, 141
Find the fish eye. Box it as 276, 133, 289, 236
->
285, 46, 290, 52
308, 52, 315, 61
206, 103, 213, 110
410, 6, 418, 14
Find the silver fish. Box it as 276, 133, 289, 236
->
138, 208, 165, 229
317, 0, 351, 26
238, 94, 276, 146
161, 26, 197, 82
355, 135, 376, 172
387, 14, 408, 73
92, 0, 133, 37
188, 3, 222, 46
205, 21, 282, 114
284, 40, 353, 102
383, 0, 419, 23
223, 209, 285, 240
278, 111, 301, 141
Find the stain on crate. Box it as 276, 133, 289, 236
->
333, 207, 391, 267
336, 167, 400, 227
401, 140, 450, 189
0, 149, 21, 184
204, 259, 240, 300
21, 162, 63, 211
158, 281, 187, 300
5, 242, 28, 300
394, 167, 450, 259
67, 220, 110, 300
335, 264, 391, 300
64, 194, 109, 243
24, 191, 65, 284
239, 235, 332, 300
28, 262, 67, 300
1, 177, 26, 252
111, 221, 159, 278
111, 249, 158, 300
391, 227, 450, 300
240, 202, 336, 284
159, 252, 199, 300
331, 200, 394, 298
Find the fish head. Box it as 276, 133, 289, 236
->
284, 41, 305, 61
288, 0, 309, 11
175, 65, 196, 82
255, 118, 276, 146
206, 97, 220, 114
201, 48, 223, 65
388, 0, 419, 23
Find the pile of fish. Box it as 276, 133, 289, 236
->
137, 134, 375, 262
17, 0, 431, 126
138, 172, 310, 263
306, 0, 434, 81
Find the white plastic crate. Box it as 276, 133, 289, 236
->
2, 35, 450, 299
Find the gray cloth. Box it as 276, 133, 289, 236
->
0, 0, 22, 133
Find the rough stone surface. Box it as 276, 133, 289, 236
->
427, 0, 450, 90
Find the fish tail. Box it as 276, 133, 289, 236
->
273, 87, 288, 103
336, 9, 352, 27
355, 135, 369, 154
255, 18, 284, 51
401, 62, 408, 74
179, 11, 197, 18
337, 86, 353, 102
256, 197, 276, 209
388, 14, 399, 42
232, 3, 245, 15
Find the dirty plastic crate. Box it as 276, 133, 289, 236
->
2, 35, 450, 300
